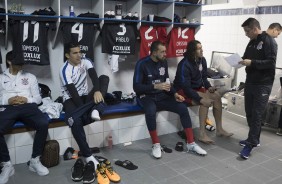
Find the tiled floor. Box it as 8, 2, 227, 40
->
5, 110, 282, 184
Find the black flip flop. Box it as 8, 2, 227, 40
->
175, 142, 184, 152
94, 155, 108, 164
161, 145, 173, 153
115, 160, 138, 170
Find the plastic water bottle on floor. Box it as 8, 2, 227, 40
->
108, 134, 113, 149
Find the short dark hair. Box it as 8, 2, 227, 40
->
64, 42, 80, 54
150, 41, 165, 54
268, 23, 282, 30
241, 17, 261, 29
6, 51, 13, 68
184, 40, 201, 61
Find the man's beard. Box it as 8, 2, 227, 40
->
156, 56, 165, 62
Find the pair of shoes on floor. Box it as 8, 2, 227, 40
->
0, 161, 15, 184
239, 140, 260, 147
239, 145, 253, 159
94, 156, 121, 183
28, 156, 49, 176
71, 158, 96, 183
91, 109, 101, 121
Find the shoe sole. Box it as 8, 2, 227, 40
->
92, 116, 101, 121
71, 176, 83, 182
151, 153, 161, 159
239, 143, 260, 147
108, 178, 121, 183
188, 150, 207, 156
82, 177, 95, 184
29, 166, 49, 176
239, 153, 249, 159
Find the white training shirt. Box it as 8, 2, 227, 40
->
0, 69, 42, 105
60, 58, 94, 101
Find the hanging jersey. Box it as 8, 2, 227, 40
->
101, 23, 138, 55
9, 19, 55, 65
61, 22, 99, 62
139, 26, 167, 58
60, 58, 94, 101
167, 27, 195, 58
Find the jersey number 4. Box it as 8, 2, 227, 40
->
71, 23, 84, 42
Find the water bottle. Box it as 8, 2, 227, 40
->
166, 78, 170, 91
166, 78, 170, 84
69, 5, 75, 17
107, 134, 113, 149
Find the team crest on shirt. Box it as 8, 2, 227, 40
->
21, 78, 29, 85
199, 64, 203, 71
79, 67, 85, 74
159, 67, 165, 76
257, 41, 263, 50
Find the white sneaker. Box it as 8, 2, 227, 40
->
187, 142, 207, 156
0, 161, 15, 184
29, 156, 49, 176
91, 109, 101, 121
151, 143, 162, 159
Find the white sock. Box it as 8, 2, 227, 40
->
2, 161, 12, 166
85, 155, 99, 169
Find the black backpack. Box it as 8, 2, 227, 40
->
38, 83, 51, 98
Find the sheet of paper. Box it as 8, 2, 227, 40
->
224, 53, 244, 68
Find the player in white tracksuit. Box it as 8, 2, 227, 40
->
0, 51, 49, 184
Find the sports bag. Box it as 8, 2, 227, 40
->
38, 83, 52, 98
41, 140, 60, 168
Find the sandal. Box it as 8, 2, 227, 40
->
161, 145, 172, 153
175, 142, 184, 152
94, 155, 109, 164
115, 160, 138, 170
205, 125, 215, 131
